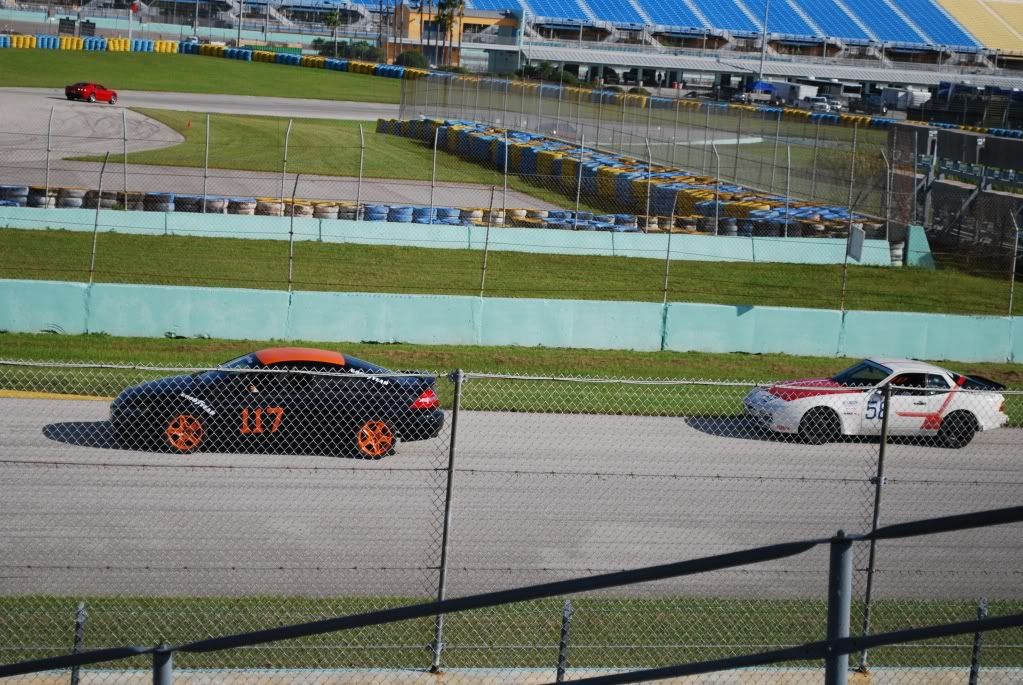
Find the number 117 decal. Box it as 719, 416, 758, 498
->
240, 407, 285, 434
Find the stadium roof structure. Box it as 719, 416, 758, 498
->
508, 44, 1023, 89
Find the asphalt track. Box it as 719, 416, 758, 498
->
2, 397, 1020, 600
0, 88, 558, 209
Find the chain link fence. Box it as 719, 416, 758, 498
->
1, 358, 1020, 683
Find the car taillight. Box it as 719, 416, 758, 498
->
410, 388, 439, 410
999, 402, 1005, 413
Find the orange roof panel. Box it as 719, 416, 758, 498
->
254, 347, 346, 367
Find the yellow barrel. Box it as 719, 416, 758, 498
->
536, 150, 560, 177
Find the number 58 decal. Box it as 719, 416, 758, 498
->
240, 407, 285, 434
865, 395, 885, 420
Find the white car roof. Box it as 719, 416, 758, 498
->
866, 357, 951, 375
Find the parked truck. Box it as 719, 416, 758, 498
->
882, 87, 932, 110
769, 81, 819, 106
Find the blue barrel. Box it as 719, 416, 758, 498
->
412, 207, 436, 223
0, 35, 11, 48
436, 207, 460, 219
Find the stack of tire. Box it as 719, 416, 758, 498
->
228, 198, 257, 215
0, 185, 29, 206
204, 196, 228, 213
0, 36, 10, 49
173, 195, 202, 212
144, 192, 175, 212
27, 187, 57, 208
57, 188, 86, 208
83, 190, 118, 209
34, 35, 60, 49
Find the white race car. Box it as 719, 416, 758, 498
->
743, 357, 1008, 448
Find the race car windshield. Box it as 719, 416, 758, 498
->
832, 361, 892, 387
345, 356, 390, 374
197, 354, 259, 379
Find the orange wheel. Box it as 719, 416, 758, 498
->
355, 420, 394, 458
164, 413, 204, 454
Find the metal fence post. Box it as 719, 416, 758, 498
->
430, 126, 439, 223
857, 382, 891, 672
662, 192, 679, 306
839, 123, 859, 313
502, 129, 509, 215
574, 134, 584, 230
810, 120, 820, 201
89, 152, 110, 286
431, 369, 464, 673
644, 138, 653, 232
152, 644, 172, 685
122, 109, 128, 210
784, 145, 791, 237
769, 111, 780, 192
356, 123, 365, 221
280, 118, 293, 207
712, 143, 721, 235
555, 599, 573, 683
45, 106, 54, 204
202, 113, 210, 213
732, 108, 743, 182
536, 78, 543, 132
480, 186, 494, 297
968, 597, 988, 685
69, 602, 87, 685
1008, 211, 1019, 317
825, 531, 853, 685
288, 173, 300, 292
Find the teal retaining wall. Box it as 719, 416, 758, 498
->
0, 207, 901, 266
0, 279, 1016, 362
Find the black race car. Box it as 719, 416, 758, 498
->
109, 347, 444, 458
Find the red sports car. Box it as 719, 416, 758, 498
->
65, 82, 118, 104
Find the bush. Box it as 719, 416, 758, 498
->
436, 64, 470, 74
395, 50, 429, 68
604, 85, 623, 93
628, 86, 651, 96
313, 39, 385, 62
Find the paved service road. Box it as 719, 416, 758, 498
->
2, 397, 1020, 600
0, 88, 556, 209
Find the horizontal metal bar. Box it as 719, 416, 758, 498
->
552, 613, 1023, 685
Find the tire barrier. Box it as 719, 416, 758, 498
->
154, 40, 178, 53
0, 36, 9, 49
379, 117, 889, 235
56, 187, 85, 208
27, 187, 57, 209
106, 38, 130, 52
0, 185, 29, 207
144, 192, 174, 212
7, 35, 37, 48
34, 34, 59, 49
58, 36, 84, 50
173, 195, 202, 213
129, 39, 155, 52
228, 198, 257, 215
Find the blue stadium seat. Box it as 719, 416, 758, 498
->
891, 0, 978, 46
526, 0, 588, 20
745, 0, 816, 36
587, 0, 645, 24
641, 0, 706, 28
794, 0, 870, 40
849, 0, 925, 43
697, 0, 758, 32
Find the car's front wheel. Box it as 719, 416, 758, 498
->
109, 94, 117, 105
354, 419, 395, 459
87, 94, 96, 103
798, 408, 841, 445
937, 411, 977, 449
164, 413, 205, 454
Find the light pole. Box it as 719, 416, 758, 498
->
757, 0, 770, 81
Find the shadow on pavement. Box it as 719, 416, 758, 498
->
43, 421, 126, 450
685, 415, 797, 442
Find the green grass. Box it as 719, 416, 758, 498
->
79, 109, 603, 212
2, 228, 1018, 316
3, 595, 1021, 668
0, 50, 400, 103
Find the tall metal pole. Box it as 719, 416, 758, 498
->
122, 109, 128, 211
480, 186, 495, 297
430, 126, 439, 223
573, 134, 584, 230
356, 123, 365, 221
783, 144, 790, 237
810, 120, 820, 201
757, 0, 770, 81
502, 129, 509, 216
769, 112, 780, 192
968, 598, 989, 685
430, 369, 464, 673
288, 173, 299, 292
840, 123, 858, 313
1009, 212, 1020, 317
44, 106, 54, 204
280, 118, 293, 206
662, 192, 679, 305
202, 113, 210, 212
89, 152, 109, 286
69, 602, 87, 685
825, 531, 853, 685
857, 382, 891, 672
712, 143, 720, 235
732, 108, 743, 183
555, 600, 574, 684
644, 138, 653, 232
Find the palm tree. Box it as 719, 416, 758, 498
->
323, 9, 341, 58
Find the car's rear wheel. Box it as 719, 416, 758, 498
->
938, 411, 977, 449
164, 413, 205, 454
798, 408, 841, 445
109, 94, 117, 105
88, 94, 96, 103
355, 419, 394, 458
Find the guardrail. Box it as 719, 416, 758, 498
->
1, 505, 1020, 684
